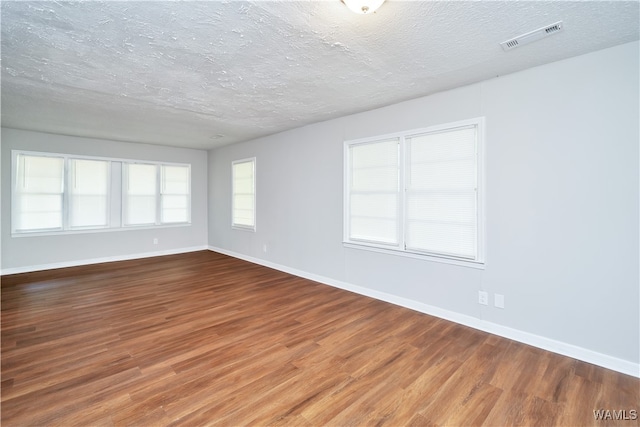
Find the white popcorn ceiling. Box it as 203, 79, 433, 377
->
1, 1, 638, 149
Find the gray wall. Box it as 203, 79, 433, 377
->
1, 128, 208, 272
209, 41, 639, 365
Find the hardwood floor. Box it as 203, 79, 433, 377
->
1, 251, 638, 426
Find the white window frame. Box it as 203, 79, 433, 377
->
160, 164, 192, 225
11, 150, 192, 237
122, 162, 159, 227
345, 138, 401, 247
68, 157, 112, 230
343, 117, 485, 269
231, 157, 257, 232
12, 151, 67, 234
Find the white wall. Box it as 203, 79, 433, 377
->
208, 41, 639, 373
1, 128, 208, 273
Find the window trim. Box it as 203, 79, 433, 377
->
11, 150, 192, 237
343, 117, 485, 269
231, 157, 257, 232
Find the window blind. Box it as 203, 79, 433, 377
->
124, 163, 157, 226
406, 126, 477, 259
69, 159, 109, 228
348, 139, 399, 245
161, 165, 190, 223
232, 159, 255, 229
14, 154, 64, 231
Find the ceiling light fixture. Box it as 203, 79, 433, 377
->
342, 0, 385, 14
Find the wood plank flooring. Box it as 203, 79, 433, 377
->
2, 250, 638, 426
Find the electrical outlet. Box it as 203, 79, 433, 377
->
494, 294, 505, 309
263, 244, 268, 253
478, 291, 488, 305
153, 238, 158, 245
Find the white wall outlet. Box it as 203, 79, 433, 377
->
153, 238, 158, 245
478, 291, 489, 305
263, 244, 268, 253
495, 294, 505, 309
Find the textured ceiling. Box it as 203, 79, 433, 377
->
1, 1, 638, 150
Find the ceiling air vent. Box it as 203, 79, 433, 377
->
500, 21, 563, 52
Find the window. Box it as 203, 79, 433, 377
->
344, 118, 484, 266
13, 153, 64, 232
161, 165, 191, 223
69, 159, 110, 229
123, 163, 192, 227
232, 158, 256, 230
348, 139, 400, 245
123, 163, 157, 226
12, 150, 191, 235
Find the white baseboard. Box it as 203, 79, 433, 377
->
208, 245, 640, 378
0, 245, 209, 276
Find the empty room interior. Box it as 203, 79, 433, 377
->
1, 1, 639, 426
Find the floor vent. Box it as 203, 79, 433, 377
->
500, 21, 563, 51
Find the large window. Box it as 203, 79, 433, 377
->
12, 151, 191, 235
344, 118, 484, 266
232, 158, 256, 231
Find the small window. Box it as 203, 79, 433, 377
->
69, 159, 110, 229
344, 118, 484, 267
13, 153, 64, 232
232, 158, 256, 231
348, 139, 400, 245
161, 165, 191, 224
123, 163, 158, 226
405, 126, 478, 259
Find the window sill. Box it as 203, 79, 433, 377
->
12, 222, 192, 238
343, 242, 485, 270
232, 225, 256, 232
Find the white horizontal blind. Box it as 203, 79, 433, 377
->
348, 139, 399, 245
406, 126, 477, 259
161, 165, 190, 223
14, 154, 64, 231
232, 159, 255, 229
124, 163, 157, 226
69, 159, 109, 228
